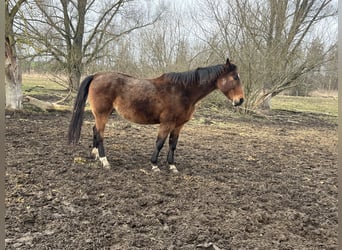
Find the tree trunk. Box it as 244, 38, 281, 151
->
5, 38, 22, 110
62, 0, 85, 91
5, 0, 26, 110
23, 95, 71, 111
69, 63, 82, 90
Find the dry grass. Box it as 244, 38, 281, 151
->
309, 89, 338, 98
22, 73, 68, 93
271, 95, 338, 116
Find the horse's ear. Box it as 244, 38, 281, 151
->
226, 58, 231, 65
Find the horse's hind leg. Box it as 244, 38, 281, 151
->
93, 114, 111, 168
167, 125, 183, 173
91, 125, 100, 160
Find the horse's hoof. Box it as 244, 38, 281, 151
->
152, 165, 160, 172
169, 165, 179, 173
91, 148, 99, 160
103, 164, 111, 169
100, 157, 111, 169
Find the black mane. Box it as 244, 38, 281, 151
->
164, 63, 236, 87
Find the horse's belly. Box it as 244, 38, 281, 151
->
116, 109, 160, 124
113, 98, 161, 124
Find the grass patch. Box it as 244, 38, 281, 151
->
22, 74, 67, 95
271, 95, 338, 116
21, 74, 73, 109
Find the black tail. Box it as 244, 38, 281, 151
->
68, 75, 94, 144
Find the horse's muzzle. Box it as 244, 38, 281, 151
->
233, 98, 244, 107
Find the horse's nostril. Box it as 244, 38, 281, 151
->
233, 98, 244, 106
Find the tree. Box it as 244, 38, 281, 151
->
193, 0, 337, 111
5, 0, 26, 110
137, 2, 201, 78
323, 45, 338, 90
290, 38, 325, 96
17, 0, 164, 90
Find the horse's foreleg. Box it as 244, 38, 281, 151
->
151, 125, 170, 172
167, 125, 183, 173
151, 136, 167, 172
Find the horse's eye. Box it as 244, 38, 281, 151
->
233, 75, 239, 80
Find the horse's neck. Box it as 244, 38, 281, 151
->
190, 80, 217, 104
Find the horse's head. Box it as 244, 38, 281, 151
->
217, 58, 244, 107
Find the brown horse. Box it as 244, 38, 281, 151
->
68, 58, 244, 172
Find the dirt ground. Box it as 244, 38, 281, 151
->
5, 106, 338, 249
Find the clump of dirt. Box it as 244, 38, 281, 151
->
5, 108, 337, 249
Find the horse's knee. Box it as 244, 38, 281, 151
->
155, 137, 165, 150
169, 135, 179, 150
170, 144, 177, 151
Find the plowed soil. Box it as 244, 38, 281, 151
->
5, 107, 337, 249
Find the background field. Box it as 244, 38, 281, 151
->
22, 74, 339, 117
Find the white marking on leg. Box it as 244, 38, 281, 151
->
151, 165, 160, 172
91, 148, 99, 160
169, 165, 179, 173
100, 157, 110, 169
